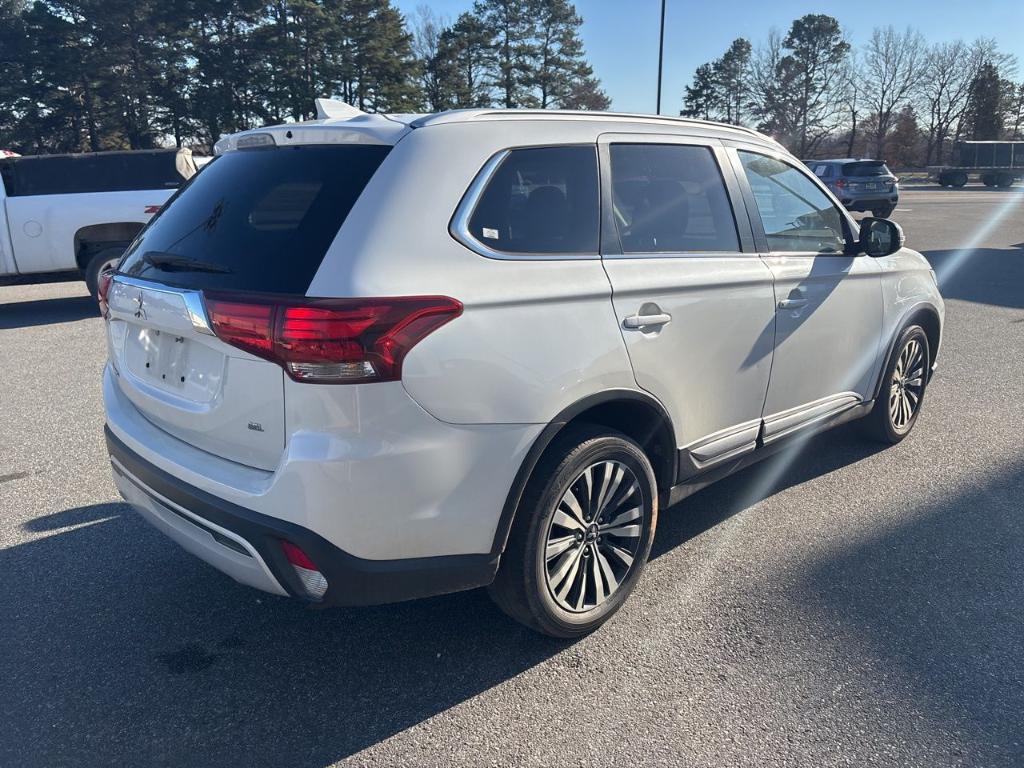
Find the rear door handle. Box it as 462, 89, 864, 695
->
623, 313, 672, 329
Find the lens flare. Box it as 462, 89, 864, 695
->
727, 186, 1021, 515
933, 186, 1024, 286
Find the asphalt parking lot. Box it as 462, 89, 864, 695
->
2, 186, 1022, 767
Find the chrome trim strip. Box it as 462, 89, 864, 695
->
111, 274, 214, 335
449, 149, 599, 262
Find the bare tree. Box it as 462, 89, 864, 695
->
861, 26, 926, 158
410, 4, 449, 111
747, 28, 784, 125
1007, 81, 1024, 139
838, 52, 861, 156
916, 40, 974, 165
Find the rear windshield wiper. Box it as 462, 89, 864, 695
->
141, 251, 233, 274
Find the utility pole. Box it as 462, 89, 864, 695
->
656, 0, 666, 114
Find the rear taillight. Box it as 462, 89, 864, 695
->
280, 541, 328, 600
97, 270, 115, 316
834, 179, 847, 189
204, 294, 462, 384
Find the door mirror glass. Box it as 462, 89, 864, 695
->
859, 217, 905, 257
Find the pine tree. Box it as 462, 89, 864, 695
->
885, 104, 922, 166
712, 38, 752, 125
764, 14, 850, 156
964, 61, 1004, 140
474, 0, 537, 108
682, 63, 718, 120
531, 0, 605, 110
431, 13, 495, 108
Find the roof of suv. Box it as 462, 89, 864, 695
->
811, 158, 886, 165
215, 100, 783, 154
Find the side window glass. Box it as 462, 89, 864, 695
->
738, 151, 847, 254
609, 144, 739, 253
468, 146, 599, 255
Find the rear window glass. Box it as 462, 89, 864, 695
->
468, 146, 599, 255
842, 161, 890, 177
119, 145, 389, 294
0, 150, 193, 196
609, 144, 739, 254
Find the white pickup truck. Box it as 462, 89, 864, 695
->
0, 148, 198, 298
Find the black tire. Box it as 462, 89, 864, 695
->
872, 206, 895, 219
863, 325, 930, 444
949, 172, 968, 188
84, 246, 126, 300
981, 173, 997, 187
995, 173, 1015, 188
488, 425, 658, 638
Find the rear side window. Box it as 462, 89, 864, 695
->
842, 161, 891, 177
0, 150, 192, 197
609, 144, 739, 254
119, 145, 389, 294
467, 146, 599, 255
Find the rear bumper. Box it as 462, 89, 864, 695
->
839, 194, 898, 211
107, 426, 499, 606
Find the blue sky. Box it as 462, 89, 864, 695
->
393, 0, 1024, 114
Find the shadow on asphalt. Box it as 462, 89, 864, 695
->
796, 458, 1024, 765
924, 245, 1024, 311
3, 425, 895, 768
0, 295, 98, 329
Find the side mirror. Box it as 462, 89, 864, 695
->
858, 216, 905, 257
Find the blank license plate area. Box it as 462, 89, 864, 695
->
136, 328, 188, 388
122, 325, 224, 402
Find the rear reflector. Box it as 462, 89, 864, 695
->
204, 294, 462, 384
281, 540, 328, 600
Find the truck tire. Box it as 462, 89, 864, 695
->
995, 173, 1015, 188
981, 173, 997, 187
949, 172, 968, 188
84, 246, 126, 301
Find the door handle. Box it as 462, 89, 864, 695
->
623, 312, 672, 329
778, 288, 808, 310
778, 298, 808, 309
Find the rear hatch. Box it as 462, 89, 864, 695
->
842, 161, 896, 192
106, 143, 390, 470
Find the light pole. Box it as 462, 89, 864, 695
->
656, 0, 666, 114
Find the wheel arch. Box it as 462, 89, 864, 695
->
872, 303, 942, 400
74, 222, 144, 270
491, 389, 677, 556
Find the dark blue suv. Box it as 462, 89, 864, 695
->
804, 159, 899, 218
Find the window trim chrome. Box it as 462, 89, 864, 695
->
448, 147, 601, 261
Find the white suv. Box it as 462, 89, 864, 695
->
102, 103, 943, 637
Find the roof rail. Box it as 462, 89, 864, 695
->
409, 108, 780, 145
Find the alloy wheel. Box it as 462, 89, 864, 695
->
543, 460, 643, 613
889, 337, 925, 431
